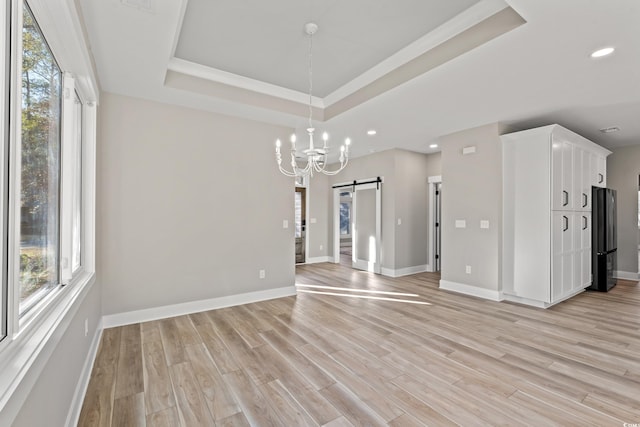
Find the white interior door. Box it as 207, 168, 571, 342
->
351, 182, 381, 273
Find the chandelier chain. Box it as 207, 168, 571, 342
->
308, 29, 313, 130
273, 21, 351, 178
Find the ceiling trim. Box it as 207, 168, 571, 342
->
163, 0, 525, 123
325, 5, 526, 120
167, 58, 324, 108
164, 69, 324, 120
323, 0, 511, 106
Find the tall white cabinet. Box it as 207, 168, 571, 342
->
502, 125, 611, 308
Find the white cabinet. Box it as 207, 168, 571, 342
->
502, 125, 610, 308
595, 155, 606, 187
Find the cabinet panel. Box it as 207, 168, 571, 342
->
595, 155, 606, 187
580, 151, 593, 211
552, 140, 575, 210
562, 142, 575, 210
552, 212, 574, 301
551, 141, 564, 210
580, 213, 592, 289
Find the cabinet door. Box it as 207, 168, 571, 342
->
551, 140, 574, 210
578, 150, 592, 212
595, 155, 606, 187
552, 212, 573, 302
579, 213, 592, 289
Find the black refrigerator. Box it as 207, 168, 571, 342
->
590, 187, 617, 291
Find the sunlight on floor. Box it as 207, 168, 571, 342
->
296, 288, 431, 305
296, 283, 420, 297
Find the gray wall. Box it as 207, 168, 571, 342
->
9, 283, 102, 427
440, 124, 502, 291
329, 150, 397, 269
98, 93, 295, 316
307, 172, 330, 259
606, 145, 640, 275
394, 150, 441, 270
326, 149, 441, 272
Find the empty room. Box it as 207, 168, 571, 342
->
0, 0, 639, 426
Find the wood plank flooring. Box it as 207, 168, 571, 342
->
78, 263, 640, 426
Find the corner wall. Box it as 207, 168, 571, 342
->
7, 282, 102, 427
439, 124, 502, 297
606, 145, 640, 278
97, 93, 296, 319
326, 149, 441, 274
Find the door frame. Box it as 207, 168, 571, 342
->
295, 186, 307, 264
428, 175, 442, 272
333, 177, 383, 274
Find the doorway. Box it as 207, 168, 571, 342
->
338, 190, 353, 265
428, 176, 442, 272
333, 177, 382, 274
295, 186, 306, 264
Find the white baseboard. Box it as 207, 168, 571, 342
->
614, 270, 639, 280
65, 317, 104, 427
439, 280, 504, 302
381, 264, 429, 278
102, 286, 297, 328
305, 256, 333, 264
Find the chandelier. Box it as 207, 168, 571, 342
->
275, 22, 351, 177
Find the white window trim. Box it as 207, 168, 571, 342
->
0, 0, 9, 341
0, 0, 98, 422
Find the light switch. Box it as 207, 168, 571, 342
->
283, 220, 288, 229
311, 218, 317, 224
455, 220, 466, 228
480, 220, 490, 229
462, 146, 476, 155
397, 218, 402, 225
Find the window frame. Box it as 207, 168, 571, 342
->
18, 1, 64, 315
0, 0, 10, 344
0, 0, 97, 416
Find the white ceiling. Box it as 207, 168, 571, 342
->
79, 0, 640, 159
174, 0, 481, 97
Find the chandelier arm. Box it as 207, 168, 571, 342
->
320, 158, 349, 176
278, 164, 300, 177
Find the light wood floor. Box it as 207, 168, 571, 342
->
78, 263, 640, 426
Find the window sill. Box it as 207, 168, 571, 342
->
0, 270, 95, 422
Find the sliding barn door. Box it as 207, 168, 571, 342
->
352, 182, 381, 273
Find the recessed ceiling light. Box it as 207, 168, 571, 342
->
367, 130, 377, 136
591, 47, 615, 58
599, 126, 620, 133
429, 144, 438, 149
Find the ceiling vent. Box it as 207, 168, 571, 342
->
121, 0, 154, 13
599, 126, 620, 134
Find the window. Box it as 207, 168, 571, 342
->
0, 0, 97, 409
71, 90, 82, 273
19, 3, 62, 315
339, 191, 352, 236
340, 202, 350, 235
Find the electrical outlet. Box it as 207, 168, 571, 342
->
282, 220, 288, 229
259, 270, 266, 279
319, 245, 323, 251
84, 318, 88, 337
465, 265, 472, 274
